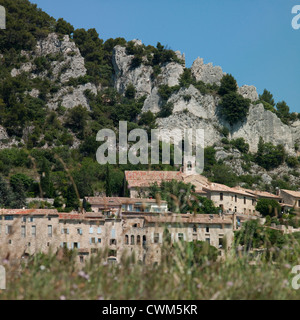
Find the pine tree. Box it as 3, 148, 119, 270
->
105, 164, 112, 197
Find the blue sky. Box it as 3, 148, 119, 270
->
30, 0, 300, 112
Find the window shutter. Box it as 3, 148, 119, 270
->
111, 229, 115, 238
97, 227, 101, 234
159, 233, 163, 244
183, 233, 187, 241
151, 233, 154, 244
78, 243, 80, 249
61, 228, 64, 234
67, 229, 69, 234
89, 227, 93, 234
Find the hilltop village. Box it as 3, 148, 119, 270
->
1, 163, 299, 265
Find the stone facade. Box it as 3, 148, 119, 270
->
0, 209, 234, 265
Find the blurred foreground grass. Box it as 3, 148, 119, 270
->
0, 244, 300, 300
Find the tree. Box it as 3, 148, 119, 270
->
55, 18, 74, 36
0, 175, 14, 208
218, 74, 238, 96
255, 198, 281, 218
40, 159, 54, 198
219, 92, 250, 126
276, 101, 290, 124
188, 195, 219, 214
125, 84, 136, 99
149, 180, 195, 213
105, 164, 112, 197
255, 138, 285, 170
259, 89, 275, 107
65, 184, 79, 211
230, 137, 249, 154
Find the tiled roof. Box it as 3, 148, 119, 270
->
125, 171, 183, 188
203, 184, 256, 197
144, 214, 232, 225
0, 209, 59, 216
240, 188, 281, 199
281, 189, 300, 198
86, 196, 167, 206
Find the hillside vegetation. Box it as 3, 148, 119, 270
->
0, 0, 299, 212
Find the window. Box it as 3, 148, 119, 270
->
143, 235, 147, 246
48, 225, 52, 237
21, 226, 26, 238
252, 199, 256, 206
206, 238, 210, 245
22, 217, 26, 223
244, 197, 246, 205
73, 242, 79, 249
187, 161, 192, 171
80, 256, 84, 263
206, 226, 210, 233
62, 228, 69, 234
298, 200, 300, 207
193, 225, 197, 233
220, 193, 223, 201
110, 239, 117, 245
178, 233, 184, 241
219, 238, 223, 249
91, 248, 98, 254
32, 226, 36, 237
235, 195, 237, 202
154, 233, 160, 244
5, 215, 13, 221
131, 235, 135, 245
77, 228, 82, 235
6, 225, 13, 235
137, 235, 141, 245
125, 235, 129, 245
90, 238, 96, 244
98, 238, 101, 244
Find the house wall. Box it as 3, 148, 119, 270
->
0, 212, 234, 265
208, 192, 257, 215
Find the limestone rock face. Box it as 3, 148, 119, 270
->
191, 57, 224, 85
112, 45, 153, 98
11, 33, 87, 83
47, 83, 97, 111
112, 44, 185, 99
158, 62, 184, 87
35, 33, 86, 83
0, 126, 9, 140
238, 85, 259, 102
231, 104, 294, 153
11, 62, 35, 77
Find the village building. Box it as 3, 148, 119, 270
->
85, 197, 168, 215
0, 208, 234, 265
279, 189, 300, 212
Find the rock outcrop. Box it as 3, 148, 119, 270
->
111, 43, 300, 154
191, 57, 224, 85
47, 83, 97, 110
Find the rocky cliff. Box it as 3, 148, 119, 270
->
112, 41, 300, 155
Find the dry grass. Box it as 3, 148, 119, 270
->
0, 243, 300, 300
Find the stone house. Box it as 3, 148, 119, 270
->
85, 197, 168, 216
0, 208, 234, 265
